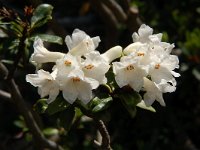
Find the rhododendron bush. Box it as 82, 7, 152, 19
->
0, 3, 183, 150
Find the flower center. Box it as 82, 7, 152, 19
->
72, 77, 81, 82
64, 60, 72, 66
84, 64, 94, 70
137, 52, 145, 56
126, 65, 134, 71
86, 41, 89, 46
155, 64, 160, 69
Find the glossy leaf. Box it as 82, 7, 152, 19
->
92, 96, 113, 113
136, 100, 156, 112
10, 21, 23, 36
58, 106, 75, 132
33, 98, 48, 113
118, 89, 142, 118
43, 128, 59, 136
106, 69, 119, 91
45, 97, 70, 115
30, 34, 63, 45
31, 4, 53, 28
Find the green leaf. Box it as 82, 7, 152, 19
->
136, 100, 156, 112
33, 98, 48, 113
31, 4, 53, 28
58, 106, 75, 132
118, 89, 142, 118
14, 117, 28, 132
46, 97, 70, 115
43, 128, 59, 136
30, 34, 63, 45
14, 120, 25, 128
92, 96, 113, 113
10, 21, 23, 36
106, 69, 119, 91
192, 68, 200, 80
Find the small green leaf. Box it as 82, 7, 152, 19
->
46, 97, 70, 115
25, 133, 32, 142
30, 34, 63, 45
58, 106, 75, 132
14, 120, 25, 128
136, 100, 156, 112
10, 21, 23, 36
192, 68, 200, 81
43, 128, 59, 136
92, 97, 113, 112
106, 69, 119, 91
33, 98, 48, 113
31, 4, 53, 28
118, 88, 142, 118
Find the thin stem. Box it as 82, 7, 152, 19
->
0, 62, 63, 150
74, 101, 112, 150
101, 0, 127, 22
94, 119, 112, 150
89, 0, 118, 48
0, 89, 12, 103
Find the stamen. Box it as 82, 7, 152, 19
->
126, 65, 134, 71
84, 64, 94, 70
64, 60, 72, 66
155, 64, 160, 69
72, 77, 81, 82
137, 52, 145, 56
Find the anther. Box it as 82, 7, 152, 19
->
155, 64, 160, 69
72, 77, 81, 82
64, 60, 72, 66
84, 64, 94, 70
137, 52, 145, 56
126, 65, 134, 71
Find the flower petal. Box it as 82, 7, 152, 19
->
101, 46, 122, 63
62, 80, 78, 104
31, 37, 64, 64
77, 80, 93, 104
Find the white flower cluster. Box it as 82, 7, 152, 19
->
113, 24, 180, 106
26, 29, 122, 104
26, 24, 180, 107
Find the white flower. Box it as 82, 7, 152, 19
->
60, 69, 99, 104
148, 53, 180, 86
123, 42, 146, 55
65, 29, 100, 56
123, 43, 152, 67
81, 51, 110, 84
132, 24, 153, 43
55, 53, 80, 82
143, 77, 166, 106
113, 55, 147, 92
31, 37, 65, 64
101, 46, 122, 63
26, 69, 60, 104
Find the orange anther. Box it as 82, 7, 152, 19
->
84, 64, 94, 70
72, 77, 81, 82
126, 65, 134, 71
155, 64, 160, 69
137, 53, 145, 56
64, 60, 72, 66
